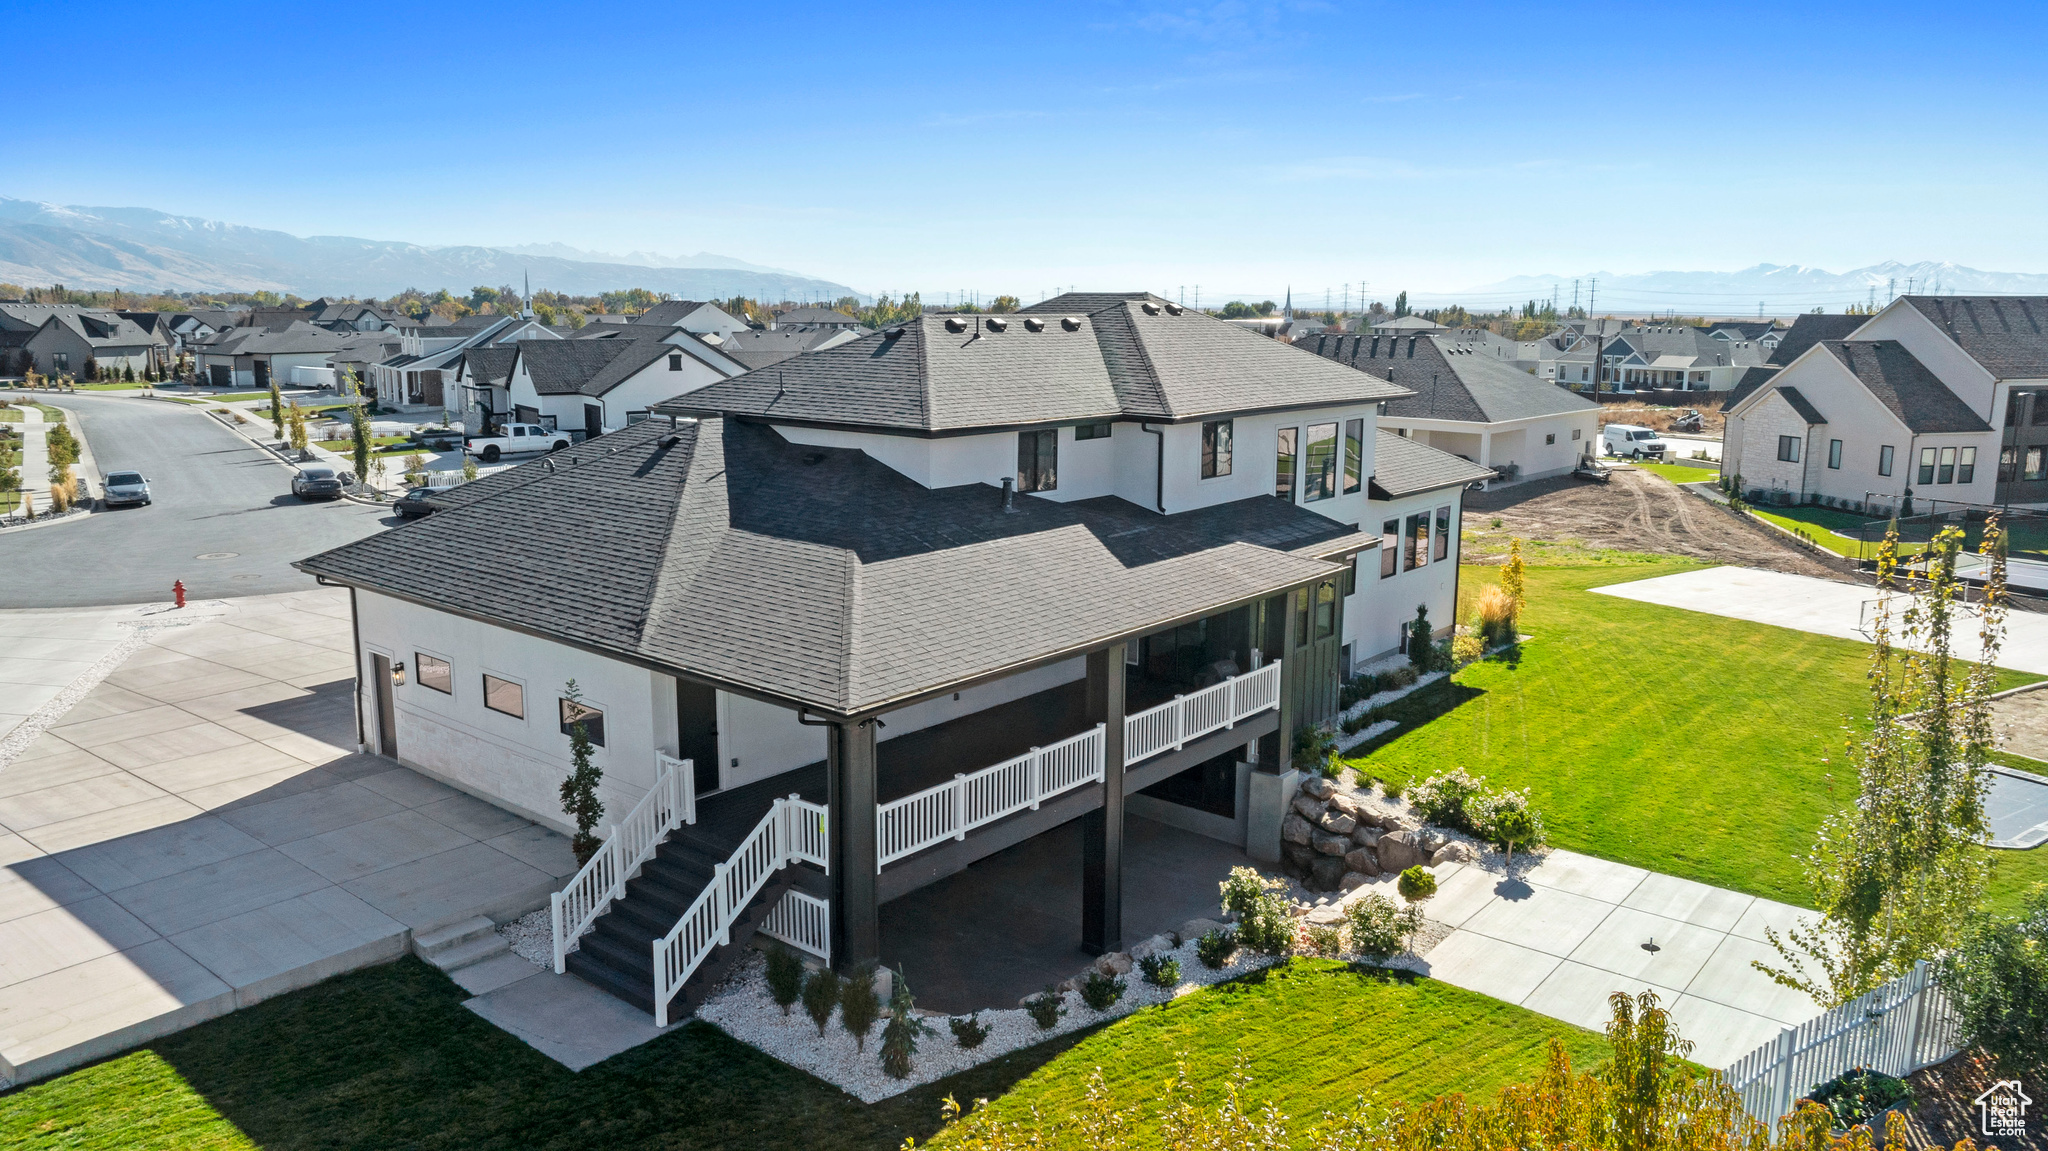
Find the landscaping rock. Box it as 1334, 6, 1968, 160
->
1129, 934, 1173, 961
1280, 841, 1316, 878
1301, 776, 1337, 801
1291, 794, 1327, 820
1419, 830, 1448, 854
1310, 829, 1350, 856
1339, 871, 1372, 891
1343, 848, 1380, 876
1350, 826, 1382, 848
1280, 813, 1313, 845
872, 967, 893, 1004
1432, 841, 1479, 865
1308, 856, 1347, 892
1178, 917, 1225, 940
1377, 829, 1426, 872
1094, 952, 1133, 976
1317, 810, 1357, 835
1328, 792, 1367, 819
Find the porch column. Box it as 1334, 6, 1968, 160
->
827, 717, 880, 971
1081, 643, 1127, 956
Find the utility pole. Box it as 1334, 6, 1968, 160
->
1887, 277, 1896, 304
1573, 279, 1580, 313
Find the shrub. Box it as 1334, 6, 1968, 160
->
764, 942, 805, 1016
1219, 866, 1294, 956
1024, 987, 1065, 1030
1805, 1067, 1912, 1129
1303, 922, 1343, 958
1452, 633, 1484, 666
1195, 927, 1236, 969
461, 456, 479, 481
1409, 768, 1485, 828
1938, 883, 2048, 1075
1468, 787, 1546, 864
1345, 892, 1423, 961
1385, 665, 1418, 689
1473, 583, 1517, 646
1407, 606, 1435, 671
1291, 725, 1337, 775
1397, 865, 1437, 904
877, 967, 930, 1079
948, 1012, 989, 1049
839, 965, 881, 1052
801, 967, 841, 1037
1079, 970, 1126, 1010
1138, 953, 1180, 987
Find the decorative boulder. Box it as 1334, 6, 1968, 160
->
1343, 847, 1380, 876
1301, 776, 1337, 801
1419, 830, 1448, 854
1317, 810, 1357, 836
1129, 934, 1174, 961
1432, 841, 1479, 865
1094, 951, 1133, 976
1339, 871, 1372, 892
1291, 794, 1327, 820
1280, 841, 1316, 877
1281, 813, 1313, 845
1307, 856, 1347, 892
1377, 829, 1426, 872
1311, 829, 1350, 856
1328, 792, 1366, 819
1179, 917, 1225, 940
872, 967, 893, 1004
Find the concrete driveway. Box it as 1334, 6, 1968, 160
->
0, 392, 390, 609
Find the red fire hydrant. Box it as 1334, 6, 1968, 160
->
173, 580, 186, 609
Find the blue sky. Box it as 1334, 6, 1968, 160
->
6, 0, 2047, 301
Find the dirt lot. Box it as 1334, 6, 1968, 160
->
1595, 401, 1727, 437
1462, 467, 1844, 579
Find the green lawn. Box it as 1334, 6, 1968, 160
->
0, 955, 1603, 1151
1744, 503, 2048, 563
1350, 560, 2046, 914
75, 382, 145, 392
1636, 461, 1719, 485
266, 402, 358, 418
0, 408, 19, 422
314, 436, 416, 456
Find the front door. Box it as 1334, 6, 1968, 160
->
676, 679, 720, 795
370, 653, 398, 758
253, 359, 270, 388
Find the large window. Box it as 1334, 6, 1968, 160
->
2027, 447, 2046, 481
1938, 446, 1956, 484
560, 697, 606, 747
1017, 430, 1057, 492
1293, 587, 1310, 648
2034, 392, 2048, 426
1314, 581, 1335, 639
1275, 428, 1297, 501
1828, 439, 1843, 469
1879, 444, 1895, 477
1404, 513, 1429, 571
1342, 419, 1364, 494
1434, 505, 1452, 562
1380, 518, 1398, 578
1201, 419, 1233, 478
483, 675, 524, 718
1777, 435, 1800, 463
1957, 446, 1977, 484
2001, 447, 2021, 482
415, 653, 452, 695
1918, 447, 1937, 485
1303, 422, 1338, 501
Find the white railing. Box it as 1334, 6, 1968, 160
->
652, 794, 830, 1027
1124, 660, 1282, 766
1720, 960, 1961, 1123
875, 724, 1106, 870
759, 890, 832, 965
550, 753, 695, 973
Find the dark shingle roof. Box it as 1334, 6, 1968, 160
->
627, 300, 708, 327
1297, 332, 1598, 423
774, 306, 863, 326
1719, 365, 1781, 411
1820, 340, 1992, 433
462, 345, 517, 387
1903, 296, 2048, 378
1368, 429, 1498, 498
300, 419, 1352, 714
515, 336, 676, 397
1774, 386, 1827, 425
1767, 313, 1866, 367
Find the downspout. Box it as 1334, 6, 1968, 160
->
346, 584, 366, 750
1141, 423, 1166, 512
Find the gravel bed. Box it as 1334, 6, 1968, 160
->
499, 908, 559, 968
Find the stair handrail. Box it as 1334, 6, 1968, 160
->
653, 794, 821, 1027
550, 753, 694, 974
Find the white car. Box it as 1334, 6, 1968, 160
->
463, 423, 570, 462
1602, 424, 1669, 460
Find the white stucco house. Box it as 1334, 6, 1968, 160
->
496, 331, 743, 438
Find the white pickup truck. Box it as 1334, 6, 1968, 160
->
463, 423, 570, 462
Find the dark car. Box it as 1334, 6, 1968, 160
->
393, 486, 441, 519
291, 465, 347, 500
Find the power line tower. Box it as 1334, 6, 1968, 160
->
1572, 279, 1580, 312
1887, 277, 1896, 304
1588, 277, 1597, 316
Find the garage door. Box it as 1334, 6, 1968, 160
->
209, 364, 231, 387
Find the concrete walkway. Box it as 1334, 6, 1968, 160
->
8, 403, 50, 508
1592, 565, 2048, 674
0, 589, 576, 1086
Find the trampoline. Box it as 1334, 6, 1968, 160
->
1987, 765, 2048, 850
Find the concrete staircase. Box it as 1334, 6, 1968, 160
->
416, 916, 535, 996
564, 827, 793, 1017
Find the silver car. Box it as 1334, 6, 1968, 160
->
102, 470, 150, 507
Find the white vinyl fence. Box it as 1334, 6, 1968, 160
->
550, 753, 695, 972
1720, 961, 1962, 1123
759, 890, 832, 966
1123, 660, 1282, 765
875, 725, 1106, 869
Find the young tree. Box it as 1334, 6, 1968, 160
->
1408, 605, 1434, 671
268, 380, 285, 439
1757, 523, 2004, 1006
557, 679, 605, 865
764, 942, 806, 1016
878, 967, 932, 1079
1501, 536, 1526, 616
839, 965, 881, 1052
287, 401, 309, 453
1494, 804, 1536, 871
349, 400, 372, 482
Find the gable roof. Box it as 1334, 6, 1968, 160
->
515, 335, 675, 397
299, 418, 1354, 715
1296, 332, 1599, 424
1719, 365, 1781, 411
1369, 429, 1498, 498
775, 306, 863, 327
1772, 385, 1826, 425
1767, 313, 1866, 367
1903, 295, 2048, 378
1820, 340, 1992, 433
461, 345, 517, 387
630, 300, 709, 327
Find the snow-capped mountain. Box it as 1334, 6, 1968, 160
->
1439, 262, 2048, 315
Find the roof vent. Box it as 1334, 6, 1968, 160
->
1023, 317, 1045, 332
884, 326, 905, 338
945, 316, 967, 333
1164, 303, 1184, 316
985, 317, 1008, 333
1061, 316, 1082, 331
1140, 302, 1162, 315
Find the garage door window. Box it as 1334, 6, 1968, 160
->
560, 697, 605, 747
483, 675, 524, 718
415, 653, 452, 694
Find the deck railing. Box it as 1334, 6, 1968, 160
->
759, 890, 831, 966
652, 793, 830, 1027
875, 724, 1106, 870
1123, 660, 1282, 766
550, 753, 694, 973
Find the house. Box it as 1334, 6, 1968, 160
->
1297, 330, 1602, 485
328, 331, 404, 391
717, 326, 864, 370
1371, 314, 1444, 333
1599, 323, 1770, 392
772, 305, 866, 332
1717, 313, 1868, 413
496, 331, 740, 438
306, 299, 404, 332
1722, 296, 2048, 509
626, 300, 751, 337
295, 291, 1489, 1022
191, 321, 349, 388
372, 315, 547, 412
3, 307, 161, 377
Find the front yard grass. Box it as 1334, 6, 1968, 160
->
1351, 560, 2045, 915
0, 956, 1603, 1151
1635, 461, 1719, 485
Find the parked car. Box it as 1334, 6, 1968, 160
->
463, 423, 570, 462
393, 486, 441, 519
291, 465, 349, 500
102, 470, 151, 507
1602, 423, 1669, 460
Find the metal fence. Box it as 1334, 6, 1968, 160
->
1720, 961, 1962, 1123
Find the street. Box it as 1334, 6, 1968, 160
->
0, 393, 391, 608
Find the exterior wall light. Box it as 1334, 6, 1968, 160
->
392, 661, 407, 686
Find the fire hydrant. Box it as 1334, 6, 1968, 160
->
173, 580, 186, 609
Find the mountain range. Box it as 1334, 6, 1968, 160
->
1439, 261, 2048, 315
0, 198, 861, 301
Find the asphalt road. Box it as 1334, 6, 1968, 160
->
0, 393, 392, 608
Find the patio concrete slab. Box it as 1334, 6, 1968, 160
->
341, 841, 556, 932
1621, 871, 1756, 934
52, 814, 266, 893
106, 847, 330, 937
166, 887, 406, 1007
278, 809, 474, 883
0, 745, 122, 800
91, 722, 253, 771
1729, 896, 1817, 945
217, 780, 405, 845
418, 792, 534, 842
0, 771, 175, 831
18, 795, 207, 854
1421, 862, 1499, 927
1682, 934, 1823, 1024
0, 939, 234, 1085
1425, 929, 1564, 1004
450, 951, 541, 996
1566, 905, 1724, 988
463, 968, 675, 1071
0, 896, 158, 986
1521, 960, 1685, 1033
1458, 881, 1617, 957
1668, 994, 1794, 1069
1516, 851, 1648, 903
